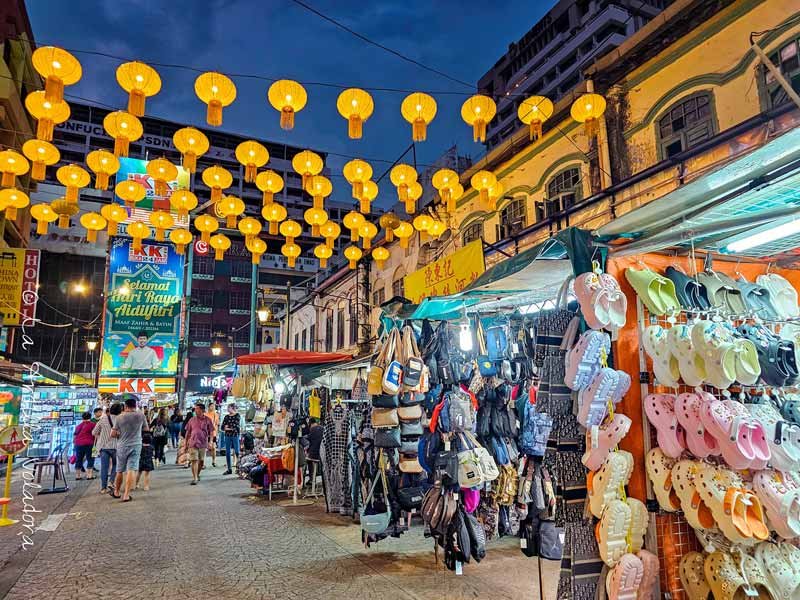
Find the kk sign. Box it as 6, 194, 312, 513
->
403, 240, 485, 303
0, 249, 40, 327
98, 377, 176, 393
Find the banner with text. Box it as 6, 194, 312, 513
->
115, 157, 190, 224
0, 249, 40, 327
403, 240, 485, 303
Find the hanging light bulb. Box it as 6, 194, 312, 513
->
458, 313, 473, 352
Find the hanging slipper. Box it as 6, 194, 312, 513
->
606, 553, 644, 600
565, 329, 611, 391
675, 392, 719, 458
669, 324, 707, 387
725, 399, 770, 470
588, 450, 634, 519
597, 498, 632, 567
758, 273, 799, 319
680, 552, 712, 600
740, 551, 778, 600
665, 266, 711, 311
582, 414, 633, 471
636, 549, 659, 600
753, 470, 800, 540
627, 498, 648, 554
695, 465, 749, 544
704, 551, 749, 600
671, 459, 715, 530
755, 542, 800, 600
645, 448, 680, 513
578, 368, 621, 428
644, 394, 685, 458
701, 398, 754, 470
748, 402, 799, 473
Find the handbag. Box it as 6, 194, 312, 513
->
368, 330, 395, 395
397, 486, 426, 511
399, 456, 423, 473
399, 391, 423, 407
359, 451, 392, 535
400, 438, 419, 454
400, 326, 424, 390
373, 427, 401, 448
372, 393, 399, 409
434, 450, 459, 486
397, 404, 422, 422
371, 408, 399, 428
400, 420, 423, 437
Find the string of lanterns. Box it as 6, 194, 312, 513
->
3, 45, 608, 272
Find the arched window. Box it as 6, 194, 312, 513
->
462, 221, 483, 245
324, 303, 334, 352
539, 166, 583, 220
392, 267, 406, 298
497, 198, 527, 240
372, 280, 385, 307
657, 92, 715, 159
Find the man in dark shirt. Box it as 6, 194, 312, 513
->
221, 403, 241, 475
303, 419, 323, 461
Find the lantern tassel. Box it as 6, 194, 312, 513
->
447, 198, 456, 213
398, 184, 408, 203
215, 249, 224, 261
585, 118, 599, 139
179, 208, 188, 219
251, 253, 260, 265
37, 119, 55, 142
108, 221, 119, 236
66, 187, 79, 203
114, 137, 130, 158
269, 222, 278, 235
348, 115, 362, 139
6, 207, 17, 221
530, 121, 543, 141
288, 257, 296, 268
363, 238, 371, 250
245, 164, 256, 183
184, 152, 197, 173
312, 224, 320, 237
488, 197, 497, 212
385, 229, 394, 243
348, 260, 356, 269
352, 181, 363, 200
155, 228, 165, 241
280, 108, 295, 130
201, 231, 210, 243
175, 243, 185, 255
376, 260, 385, 269
36, 221, 48, 235
211, 188, 221, 203
400, 237, 409, 249
128, 90, 146, 117
350, 229, 358, 242
360, 199, 370, 213
326, 238, 334, 249
412, 118, 427, 142
473, 120, 487, 143
405, 199, 415, 214
263, 192, 273, 206
320, 257, 328, 269
154, 180, 167, 197
31, 161, 46, 181
207, 100, 223, 127
58, 215, 69, 229
95, 172, 109, 190
286, 236, 294, 246
1, 173, 14, 187
87, 230, 97, 243
133, 237, 143, 251
479, 189, 489, 205
226, 215, 236, 229
302, 173, 310, 189
45, 76, 64, 103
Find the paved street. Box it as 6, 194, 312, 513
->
0, 451, 557, 600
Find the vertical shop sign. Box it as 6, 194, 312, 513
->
0, 249, 40, 327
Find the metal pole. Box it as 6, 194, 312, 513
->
249, 262, 258, 353
284, 281, 292, 350
67, 323, 77, 383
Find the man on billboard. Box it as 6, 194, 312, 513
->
122, 331, 161, 371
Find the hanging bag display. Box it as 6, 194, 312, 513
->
401, 326, 424, 390
476, 319, 497, 377
371, 407, 399, 428
397, 404, 422, 422
380, 328, 403, 394
374, 427, 401, 448
372, 393, 399, 409
359, 451, 392, 535
368, 331, 393, 395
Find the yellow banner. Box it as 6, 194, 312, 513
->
404, 240, 485, 303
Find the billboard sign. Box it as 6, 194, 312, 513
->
114, 157, 190, 224
0, 249, 40, 326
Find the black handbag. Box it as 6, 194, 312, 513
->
399, 392, 423, 407
434, 450, 459, 486
374, 427, 401, 448
400, 421, 424, 437
372, 394, 399, 408
464, 510, 486, 562
397, 486, 426, 511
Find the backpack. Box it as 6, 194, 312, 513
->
485, 323, 509, 361
447, 389, 474, 433
152, 422, 167, 438
519, 400, 553, 457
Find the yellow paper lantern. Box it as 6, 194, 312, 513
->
103, 111, 143, 157
24, 92, 70, 142
238, 216, 262, 242
279, 219, 302, 245
0, 150, 28, 187
202, 165, 233, 204
486, 181, 504, 212
145, 158, 178, 198
22, 139, 59, 181
149, 210, 174, 241
169, 228, 192, 255
247, 237, 267, 265
518, 96, 554, 141
170, 190, 198, 219
401, 92, 437, 142
314, 244, 333, 268
394, 221, 414, 249
343, 210, 365, 242
195, 71, 237, 127
405, 181, 423, 215
431, 168, 458, 211
85, 150, 120, 190
461, 95, 497, 143
471, 170, 497, 206
115, 180, 146, 208
30, 203, 58, 235
344, 245, 362, 270
336, 88, 374, 139
267, 80, 307, 130
379, 212, 400, 243
413, 214, 433, 233
304, 207, 328, 237
80, 212, 106, 243
173, 127, 209, 173
255, 170, 284, 206
194, 214, 219, 243
32, 46, 81, 102
358, 220, 378, 250
127, 220, 151, 251
218, 195, 245, 229
0, 189, 29, 221
305, 175, 332, 210
372, 246, 390, 269
450, 183, 465, 209
320, 221, 341, 250
389, 164, 418, 203
262, 202, 288, 235
101, 204, 128, 236
235, 140, 269, 183
292, 150, 323, 189
116, 61, 161, 117
428, 219, 447, 238
209, 233, 231, 261
281, 242, 302, 268
571, 93, 606, 138
359, 180, 378, 214
56, 164, 90, 203
342, 159, 373, 200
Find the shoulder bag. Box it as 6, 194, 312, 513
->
359, 451, 391, 535
400, 326, 424, 391
371, 407, 399, 429
368, 331, 393, 395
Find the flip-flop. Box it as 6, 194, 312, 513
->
598, 499, 632, 567
680, 552, 712, 600
645, 448, 680, 513
606, 553, 643, 600
675, 392, 719, 458
588, 450, 634, 519
121, 496, 133, 502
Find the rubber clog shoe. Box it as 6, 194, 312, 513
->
598, 499, 632, 567
645, 448, 680, 513
606, 553, 644, 600
582, 414, 633, 471
758, 273, 799, 319
753, 470, 800, 540
625, 268, 681, 316
701, 398, 753, 469
755, 542, 800, 600
671, 459, 715, 530
695, 465, 749, 543
588, 450, 634, 519
578, 368, 621, 428
680, 551, 712, 600
644, 393, 685, 458
732, 337, 761, 386
669, 324, 707, 387
626, 498, 648, 553
565, 329, 611, 391
675, 392, 719, 458
704, 552, 748, 600
748, 402, 799, 473
636, 550, 659, 600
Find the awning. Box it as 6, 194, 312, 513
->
235, 348, 352, 366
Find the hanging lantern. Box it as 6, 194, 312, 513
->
261, 202, 287, 235
372, 246, 390, 269
173, 127, 209, 173
255, 170, 284, 206
267, 80, 307, 130
24, 92, 70, 142
486, 181, 504, 212
195, 71, 237, 127
115, 180, 146, 208
127, 220, 151, 251
279, 219, 302, 246
461, 95, 497, 143
358, 220, 378, 250
291, 150, 323, 189
431, 168, 458, 211
342, 159, 373, 199
571, 93, 606, 139
401, 92, 437, 142
238, 217, 262, 243
202, 165, 233, 204
218, 195, 245, 229
450, 183, 465, 210
389, 164, 418, 203
344, 245, 362, 269
413, 214, 434, 242
394, 221, 414, 249
56, 164, 90, 203
54, 192, 81, 227
281, 242, 301, 268
145, 158, 178, 198
247, 237, 267, 265
80, 212, 106, 243
169, 228, 192, 254
22, 139, 59, 180
31, 46, 81, 102
471, 170, 497, 207
116, 61, 161, 117
170, 190, 198, 220
30, 203, 58, 235
85, 150, 120, 190
406, 181, 423, 214
149, 210, 174, 241
428, 219, 447, 238
314, 244, 333, 268
320, 221, 341, 250
304, 207, 328, 237
0, 189, 29, 221
305, 175, 332, 210
342, 210, 365, 242
235, 140, 269, 183
336, 88, 374, 139
103, 111, 143, 157
518, 96, 553, 141
359, 180, 378, 214
379, 212, 400, 243
194, 214, 219, 243
209, 233, 231, 261
101, 204, 127, 236
0, 150, 29, 187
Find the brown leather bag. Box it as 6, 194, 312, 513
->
371, 408, 399, 429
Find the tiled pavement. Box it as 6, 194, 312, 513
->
0, 451, 559, 600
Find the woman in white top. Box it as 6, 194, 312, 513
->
92, 403, 122, 493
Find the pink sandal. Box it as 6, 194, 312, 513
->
675, 392, 719, 458
701, 398, 753, 469
583, 414, 633, 471
644, 394, 685, 458
725, 400, 770, 469
606, 553, 644, 600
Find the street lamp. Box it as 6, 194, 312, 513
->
72, 281, 88, 294
86, 336, 99, 351
210, 340, 223, 356
256, 303, 271, 324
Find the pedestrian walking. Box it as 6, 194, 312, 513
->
91, 407, 103, 423
176, 408, 193, 467
73, 412, 95, 480
111, 395, 148, 502
150, 408, 169, 466
169, 407, 182, 448
221, 403, 241, 475
183, 402, 214, 485
206, 403, 220, 467
136, 431, 154, 491
92, 402, 122, 493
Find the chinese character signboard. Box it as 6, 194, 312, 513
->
0, 249, 40, 327
403, 240, 485, 303
99, 237, 184, 389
